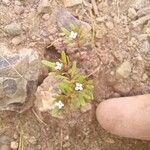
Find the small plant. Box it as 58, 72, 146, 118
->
61, 24, 91, 59
42, 51, 93, 116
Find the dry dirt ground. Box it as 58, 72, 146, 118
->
0, 0, 150, 149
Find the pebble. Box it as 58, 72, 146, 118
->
10, 141, 18, 150
63, 0, 82, 7
96, 16, 108, 22
13, 133, 18, 140
11, 37, 22, 45
105, 21, 114, 29
63, 142, 71, 148
80, 103, 92, 113
14, 0, 22, 6
96, 24, 107, 38
112, 92, 120, 98
28, 136, 37, 145
0, 43, 10, 55
105, 138, 115, 144
128, 8, 137, 19
113, 81, 133, 94
141, 39, 150, 53
64, 135, 69, 141
4, 22, 22, 36
113, 16, 120, 24
116, 61, 132, 78
42, 14, 50, 20
2, 0, 10, 5
14, 6, 24, 15
125, 27, 130, 33
142, 73, 148, 81
37, 0, 51, 14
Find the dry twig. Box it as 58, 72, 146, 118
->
91, 0, 99, 16
32, 108, 47, 126
86, 66, 100, 78
132, 15, 150, 27
137, 7, 150, 17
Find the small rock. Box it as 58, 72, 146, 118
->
136, 55, 143, 61
64, 135, 69, 141
112, 92, 120, 98
42, 14, 50, 20
37, 0, 51, 14
96, 16, 109, 22
35, 75, 60, 111
105, 21, 114, 29
110, 71, 115, 75
11, 37, 22, 45
142, 73, 148, 81
14, 6, 24, 15
96, 24, 107, 38
105, 138, 115, 144
4, 22, 22, 36
132, 0, 149, 10
80, 103, 92, 113
0, 43, 10, 55
121, 15, 128, 25
128, 8, 137, 19
2, 0, 10, 5
113, 16, 120, 24
28, 136, 37, 145
63, 142, 71, 148
14, 0, 21, 6
55, 8, 91, 33
83, 137, 89, 144
63, 0, 82, 7
128, 37, 137, 47
125, 27, 130, 33
141, 39, 150, 53
13, 133, 18, 140
10, 141, 18, 150
116, 61, 132, 78
113, 81, 133, 94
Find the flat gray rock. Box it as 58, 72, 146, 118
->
53, 7, 91, 32
4, 22, 22, 36
0, 47, 40, 112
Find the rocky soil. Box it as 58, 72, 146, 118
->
0, 0, 150, 149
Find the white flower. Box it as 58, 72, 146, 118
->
54, 101, 64, 109
69, 31, 78, 39
55, 62, 63, 70
75, 83, 83, 91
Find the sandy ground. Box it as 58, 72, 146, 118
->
0, 0, 150, 149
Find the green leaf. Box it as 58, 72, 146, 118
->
84, 89, 94, 100
61, 27, 70, 36
71, 61, 76, 77
76, 75, 85, 82
71, 96, 80, 107
61, 51, 67, 64
58, 82, 72, 92
42, 60, 55, 68
79, 94, 86, 106
78, 26, 84, 36
66, 56, 70, 65
82, 91, 91, 100
51, 107, 60, 117
70, 23, 77, 31
56, 75, 68, 80
86, 80, 93, 85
